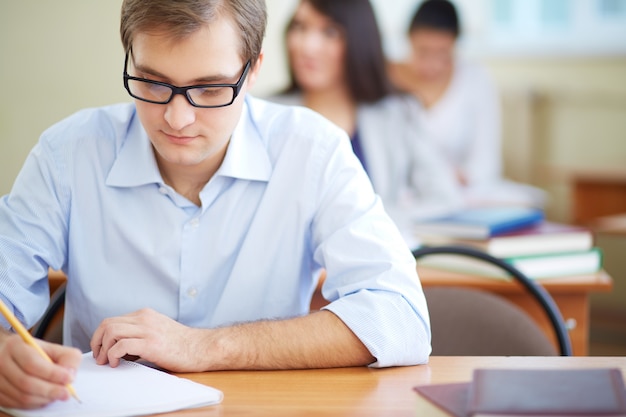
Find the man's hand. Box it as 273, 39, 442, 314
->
91, 308, 206, 372
0, 331, 81, 409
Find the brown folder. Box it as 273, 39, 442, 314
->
415, 368, 626, 417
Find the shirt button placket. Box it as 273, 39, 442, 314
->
180, 216, 201, 321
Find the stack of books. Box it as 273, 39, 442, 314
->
413, 206, 603, 280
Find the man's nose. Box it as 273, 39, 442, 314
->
163, 94, 196, 131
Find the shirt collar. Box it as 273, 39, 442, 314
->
214, 97, 272, 182
106, 97, 272, 188
106, 110, 161, 188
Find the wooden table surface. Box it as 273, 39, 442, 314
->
1, 357, 623, 416
163, 356, 626, 416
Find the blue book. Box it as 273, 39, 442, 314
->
413, 207, 544, 240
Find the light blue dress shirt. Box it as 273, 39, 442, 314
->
0, 96, 431, 367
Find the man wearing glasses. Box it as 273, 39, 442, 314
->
0, 0, 431, 409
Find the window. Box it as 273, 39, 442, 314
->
371, 0, 626, 59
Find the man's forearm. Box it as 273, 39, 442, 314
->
195, 310, 375, 371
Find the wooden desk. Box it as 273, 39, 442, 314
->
311, 268, 613, 356
570, 168, 626, 226
166, 356, 625, 416
48, 270, 66, 295
1, 356, 622, 416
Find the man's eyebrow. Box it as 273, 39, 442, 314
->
133, 61, 238, 85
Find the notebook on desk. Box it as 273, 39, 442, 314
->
0, 353, 223, 417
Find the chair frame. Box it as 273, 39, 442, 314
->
412, 245, 573, 356
32, 282, 66, 341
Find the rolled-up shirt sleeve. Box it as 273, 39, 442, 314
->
310, 131, 431, 367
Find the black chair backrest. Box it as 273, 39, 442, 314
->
424, 286, 558, 355
32, 282, 66, 343
413, 245, 573, 356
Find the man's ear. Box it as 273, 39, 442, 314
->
245, 49, 264, 89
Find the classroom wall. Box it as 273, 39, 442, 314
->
0, 1, 125, 195
489, 57, 626, 222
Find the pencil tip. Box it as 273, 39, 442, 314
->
71, 392, 82, 404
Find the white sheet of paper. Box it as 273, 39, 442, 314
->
0, 353, 223, 417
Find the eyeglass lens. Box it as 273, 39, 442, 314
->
126, 80, 235, 107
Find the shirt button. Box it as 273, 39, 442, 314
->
187, 287, 198, 298
158, 187, 168, 195
189, 218, 200, 228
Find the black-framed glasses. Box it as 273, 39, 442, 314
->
123, 52, 251, 108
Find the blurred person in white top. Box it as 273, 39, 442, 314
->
389, 0, 545, 208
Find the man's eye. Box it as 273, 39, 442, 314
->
197, 87, 223, 97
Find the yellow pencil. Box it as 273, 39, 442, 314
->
0, 298, 81, 403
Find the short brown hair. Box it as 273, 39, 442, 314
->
120, 0, 267, 63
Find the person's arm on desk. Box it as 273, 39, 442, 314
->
91, 308, 373, 372
0, 327, 81, 409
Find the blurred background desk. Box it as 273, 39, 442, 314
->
48, 270, 67, 297
570, 168, 626, 226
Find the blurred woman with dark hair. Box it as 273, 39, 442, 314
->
389, 0, 545, 207
272, 0, 463, 237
